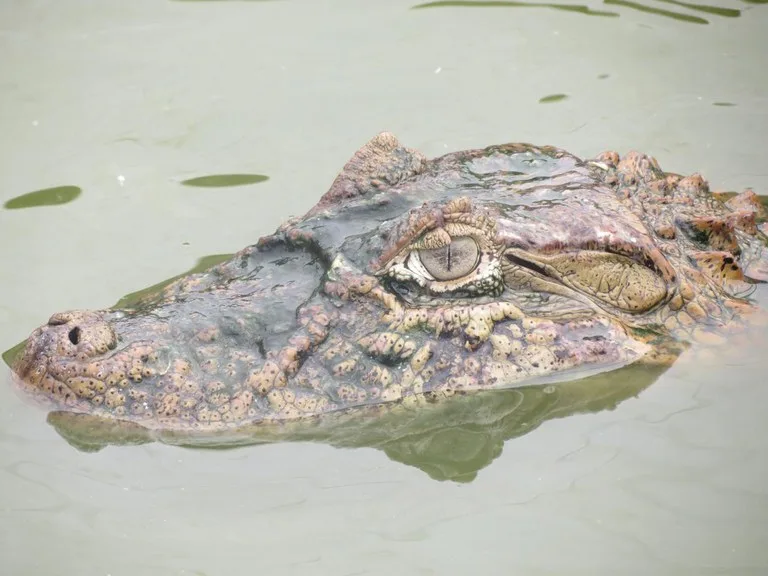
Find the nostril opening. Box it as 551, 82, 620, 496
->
68, 327, 81, 345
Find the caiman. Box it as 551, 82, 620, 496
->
8, 133, 768, 448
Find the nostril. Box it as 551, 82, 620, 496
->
68, 327, 81, 345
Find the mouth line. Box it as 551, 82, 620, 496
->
505, 243, 668, 279
504, 252, 551, 277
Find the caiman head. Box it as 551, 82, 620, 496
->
9, 133, 768, 434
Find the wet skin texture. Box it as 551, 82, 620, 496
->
10, 133, 768, 438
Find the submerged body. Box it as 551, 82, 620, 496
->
10, 133, 768, 438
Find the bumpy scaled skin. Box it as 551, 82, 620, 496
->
11, 133, 768, 434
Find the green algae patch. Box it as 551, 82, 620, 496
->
3, 185, 82, 210
654, 0, 740, 17
604, 0, 709, 23
539, 93, 568, 104
412, 1, 619, 16
180, 174, 269, 188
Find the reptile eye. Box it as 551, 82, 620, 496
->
417, 237, 479, 281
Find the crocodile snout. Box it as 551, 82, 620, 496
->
9, 310, 121, 410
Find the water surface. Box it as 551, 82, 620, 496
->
1, 0, 767, 574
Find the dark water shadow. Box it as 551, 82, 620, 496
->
713, 101, 736, 107
46, 361, 672, 481
3, 185, 82, 210
539, 93, 569, 103
180, 174, 269, 188
412, 1, 620, 16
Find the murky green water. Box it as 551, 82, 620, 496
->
1, 0, 767, 574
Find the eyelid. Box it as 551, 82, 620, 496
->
411, 228, 452, 251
